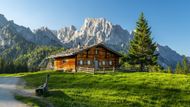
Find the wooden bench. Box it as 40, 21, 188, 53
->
35, 74, 50, 96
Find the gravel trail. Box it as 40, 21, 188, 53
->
0, 77, 29, 107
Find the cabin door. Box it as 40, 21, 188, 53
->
94, 60, 99, 69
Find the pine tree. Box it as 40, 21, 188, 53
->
127, 13, 158, 71
182, 57, 189, 74
175, 62, 182, 74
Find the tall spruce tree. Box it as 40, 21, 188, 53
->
127, 13, 158, 71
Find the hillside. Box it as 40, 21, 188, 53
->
14, 71, 190, 107
0, 14, 64, 71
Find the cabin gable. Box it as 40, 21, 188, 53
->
76, 45, 120, 70
51, 43, 122, 72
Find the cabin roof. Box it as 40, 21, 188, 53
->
48, 43, 123, 58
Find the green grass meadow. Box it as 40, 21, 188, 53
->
2, 71, 190, 107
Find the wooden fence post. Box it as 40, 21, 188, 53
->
113, 67, 115, 72
93, 68, 95, 74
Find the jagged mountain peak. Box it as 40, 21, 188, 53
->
36, 26, 50, 31
33, 26, 62, 46
0, 14, 62, 47
81, 17, 112, 31
59, 25, 77, 31
84, 17, 109, 23
33, 26, 53, 33
0, 14, 8, 28
57, 25, 77, 43
69, 25, 77, 31
0, 14, 7, 21
56, 17, 132, 52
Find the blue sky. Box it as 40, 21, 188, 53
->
0, 0, 190, 56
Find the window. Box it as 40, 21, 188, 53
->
102, 61, 106, 65
109, 61, 112, 65
79, 60, 83, 65
87, 60, 91, 65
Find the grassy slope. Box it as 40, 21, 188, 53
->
3, 71, 190, 107
15, 95, 47, 107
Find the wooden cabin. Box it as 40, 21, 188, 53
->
49, 43, 122, 72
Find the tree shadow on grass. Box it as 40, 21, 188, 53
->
48, 90, 72, 99
47, 90, 143, 107
48, 90, 91, 107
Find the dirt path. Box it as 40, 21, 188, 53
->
0, 77, 29, 107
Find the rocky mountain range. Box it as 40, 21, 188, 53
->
0, 14, 185, 68
187, 57, 190, 63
